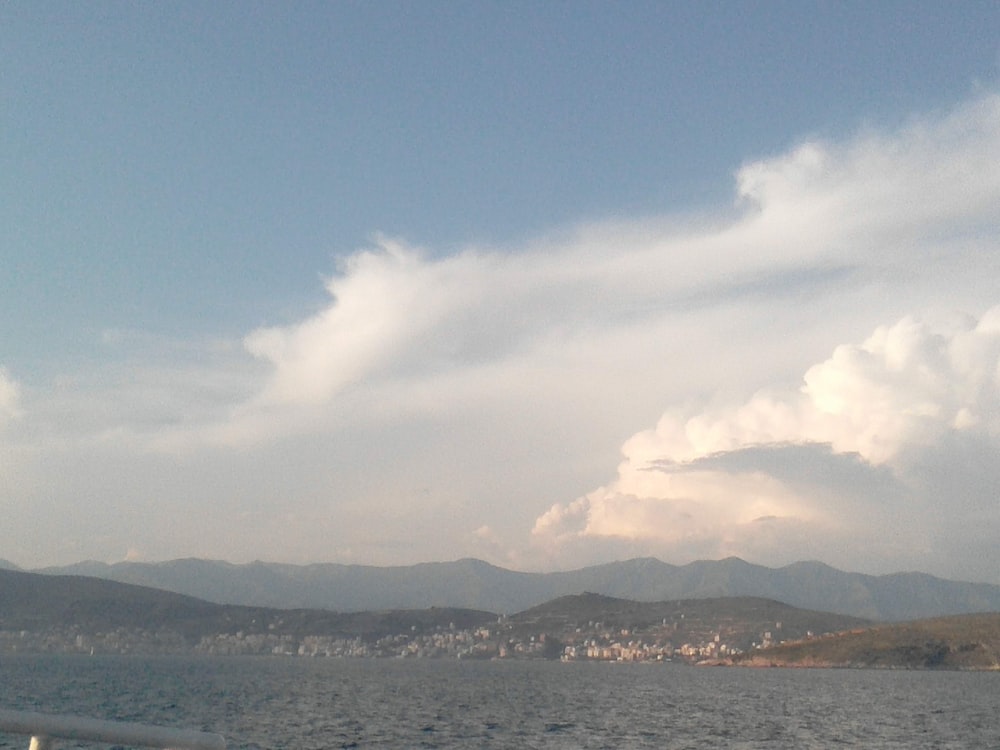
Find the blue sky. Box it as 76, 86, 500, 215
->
3, 2, 1000, 580
6, 1, 997, 365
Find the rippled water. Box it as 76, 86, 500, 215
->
1, 655, 997, 748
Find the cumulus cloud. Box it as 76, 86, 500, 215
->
236, 96, 1000, 428
243, 241, 485, 406
531, 308, 1000, 578
4, 93, 1000, 576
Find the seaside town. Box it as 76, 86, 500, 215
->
0, 617, 790, 663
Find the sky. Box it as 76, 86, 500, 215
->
2, 2, 1000, 582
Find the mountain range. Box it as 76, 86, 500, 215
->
28, 557, 1000, 621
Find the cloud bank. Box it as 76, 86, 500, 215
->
2, 93, 999, 579
532, 309, 1000, 580
237, 94, 1000, 426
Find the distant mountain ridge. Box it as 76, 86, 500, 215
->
34, 556, 1000, 621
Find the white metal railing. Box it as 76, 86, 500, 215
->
0, 708, 226, 750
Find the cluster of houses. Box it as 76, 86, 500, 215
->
1, 620, 797, 662
191, 622, 757, 662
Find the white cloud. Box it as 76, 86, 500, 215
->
235, 95, 1000, 433
531, 308, 1000, 579
243, 240, 484, 406
3, 93, 1000, 578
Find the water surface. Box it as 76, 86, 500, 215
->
1, 656, 997, 748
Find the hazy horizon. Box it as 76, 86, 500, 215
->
10, 553, 1000, 588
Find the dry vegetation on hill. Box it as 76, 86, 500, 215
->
735, 613, 1000, 670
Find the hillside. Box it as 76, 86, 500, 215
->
512, 593, 867, 635
10, 568, 996, 667
1, 569, 873, 661
735, 613, 1000, 670
0, 568, 494, 650
34, 556, 1000, 620
507, 592, 869, 656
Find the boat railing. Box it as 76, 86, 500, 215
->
0, 708, 226, 750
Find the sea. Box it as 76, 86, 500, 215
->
0, 655, 997, 749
